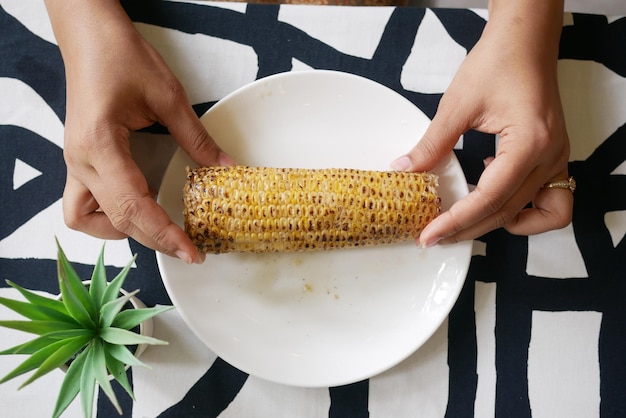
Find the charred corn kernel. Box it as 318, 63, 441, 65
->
183, 166, 441, 254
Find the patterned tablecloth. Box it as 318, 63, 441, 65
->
1, 1, 625, 417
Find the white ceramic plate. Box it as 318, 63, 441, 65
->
157, 70, 472, 387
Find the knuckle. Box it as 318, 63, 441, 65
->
493, 207, 518, 230
475, 186, 507, 216
552, 206, 573, 229
62, 130, 92, 169
442, 205, 468, 236
62, 183, 89, 232
188, 126, 216, 155
529, 123, 552, 143
110, 195, 141, 234
109, 212, 133, 235
64, 123, 126, 169
158, 76, 187, 106
446, 210, 464, 235
150, 223, 172, 246
515, 121, 569, 164
470, 186, 519, 230
63, 209, 83, 232
62, 144, 81, 169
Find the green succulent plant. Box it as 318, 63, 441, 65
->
0, 240, 173, 418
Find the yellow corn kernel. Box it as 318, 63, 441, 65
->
183, 166, 441, 254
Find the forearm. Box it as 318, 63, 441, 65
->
486, 0, 564, 65
45, 0, 136, 69
45, 0, 149, 125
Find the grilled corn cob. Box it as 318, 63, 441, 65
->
183, 166, 441, 254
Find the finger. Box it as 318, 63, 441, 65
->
90, 142, 203, 263
101, 177, 203, 263
438, 180, 572, 243
391, 95, 469, 172
150, 80, 235, 167
63, 174, 128, 240
418, 146, 537, 245
430, 167, 571, 244
505, 179, 573, 235
434, 184, 533, 244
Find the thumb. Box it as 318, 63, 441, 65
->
160, 98, 235, 167
391, 105, 467, 172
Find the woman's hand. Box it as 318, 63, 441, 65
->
392, 0, 572, 246
46, 0, 232, 262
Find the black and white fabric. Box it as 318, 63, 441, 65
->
1, 1, 625, 417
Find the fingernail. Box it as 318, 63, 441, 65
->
390, 156, 412, 171
195, 252, 206, 264
218, 152, 236, 167
419, 236, 442, 248
175, 250, 193, 264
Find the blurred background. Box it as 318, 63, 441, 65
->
410, 0, 626, 15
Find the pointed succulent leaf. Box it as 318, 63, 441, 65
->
100, 327, 168, 346
6, 280, 67, 315
89, 244, 107, 311
104, 347, 135, 400
52, 346, 89, 418
105, 342, 149, 369
0, 351, 47, 384
0, 296, 76, 323
79, 345, 97, 418
100, 290, 139, 329
0, 337, 86, 385
0, 329, 94, 355
101, 255, 136, 306
0, 336, 58, 356
43, 328, 96, 340
58, 272, 96, 329
56, 239, 98, 322
112, 305, 174, 330
92, 340, 122, 415
19, 335, 92, 389
0, 319, 82, 335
